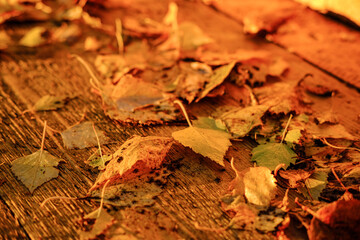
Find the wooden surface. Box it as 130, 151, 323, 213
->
0, 0, 360, 239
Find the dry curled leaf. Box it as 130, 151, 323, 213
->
220, 105, 268, 138
79, 208, 114, 240
92, 135, 173, 189
308, 199, 360, 240
19, 26, 47, 47
11, 150, 62, 193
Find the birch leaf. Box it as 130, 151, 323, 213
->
299, 170, 328, 200
221, 105, 268, 137
19, 26, 47, 47
61, 121, 109, 149
172, 126, 231, 166
197, 61, 235, 101
243, 167, 277, 206
92, 136, 174, 188
251, 143, 297, 171
11, 150, 62, 193
87, 149, 112, 170
34, 95, 69, 111
79, 208, 114, 240
179, 21, 214, 50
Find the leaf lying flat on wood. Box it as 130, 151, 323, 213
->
220, 105, 268, 138
33, 95, 69, 111
251, 143, 297, 171
79, 208, 114, 240
11, 150, 62, 193
105, 74, 164, 111
179, 21, 214, 51
172, 125, 231, 166
92, 136, 173, 189
61, 121, 109, 149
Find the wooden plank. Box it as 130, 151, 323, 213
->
0, 0, 359, 239
208, 0, 360, 89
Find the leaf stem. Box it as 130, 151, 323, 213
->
92, 123, 104, 169
72, 54, 102, 91
174, 100, 192, 127
115, 18, 124, 55
321, 138, 360, 152
281, 114, 293, 144
331, 167, 347, 190
97, 179, 111, 218
40, 120, 47, 154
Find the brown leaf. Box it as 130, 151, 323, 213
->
254, 81, 311, 115
92, 136, 173, 189
308, 199, 360, 240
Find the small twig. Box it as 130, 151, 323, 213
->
174, 100, 192, 127
321, 138, 360, 152
281, 114, 293, 144
115, 18, 124, 55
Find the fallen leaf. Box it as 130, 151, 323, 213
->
104, 100, 181, 125
167, 61, 212, 103
61, 121, 109, 149
192, 117, 227, 132
79, 208, 114, 240
308, 199, 360, 240
267, 58, 289, 77
243, 167, 277, 206
306, 123, 357, 141
197, 48, 269, 66
255, 207, 286, 232
122, 16, 166, 38
172, 125, 231, 166
92, 136, 173, 188
19, 26, 47, 47
343, 165, 360, 178
299, 170, 328, 200
251, 143, 297, 171
84, 36, 101, 51
87, 149, 112, 170
104, 74, 164, 111
179, 21, 214, 51
285, 129, 302, 147
197, 62, 236, 101
90, 173, 168, 207
278, 169, 312, 188
33, 95, 69, 111
11, 150, 62, 193
220, 105, 268, 138
52, 23, 81, 44
254, 81, 310, 115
